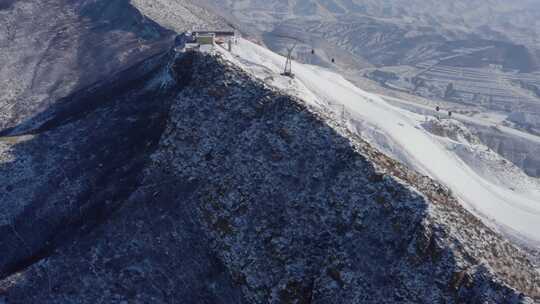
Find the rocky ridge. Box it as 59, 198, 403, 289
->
1, 50, 538, 303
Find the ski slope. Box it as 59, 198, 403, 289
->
218, 39, 540, 247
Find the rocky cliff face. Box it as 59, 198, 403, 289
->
1, 50, 538, 303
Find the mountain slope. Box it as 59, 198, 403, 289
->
205, 0, 540, 69
223, 38, 540, 250
0, 0, 227, 133
205, 0, 540, 48
203, 0, 540, 180
1, 1, 539, 303
0, 50, 181, 279
1, 49, 539, 303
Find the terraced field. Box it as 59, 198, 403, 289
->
414, 64, 540, 110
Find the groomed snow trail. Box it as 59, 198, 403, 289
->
221, 39, 540, 247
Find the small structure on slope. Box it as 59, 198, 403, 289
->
195, 33, 215, 46
194, 31, 236, 45
174, 31, 237, 53
281, 43, 297, 78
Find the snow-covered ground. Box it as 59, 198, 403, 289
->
218, 38, 540, 247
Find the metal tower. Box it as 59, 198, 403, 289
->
282, 43, 297, 78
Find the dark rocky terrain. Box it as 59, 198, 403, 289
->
1, 1, 540, 303
1, 48, 539, 303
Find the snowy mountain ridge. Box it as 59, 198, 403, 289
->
214, 38, 540, 250
1, 1, 540, 302
2, 47, 539, 302
202, 0, 540, 181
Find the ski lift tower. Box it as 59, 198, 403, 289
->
281, 43, 297, 78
